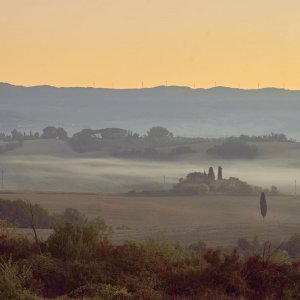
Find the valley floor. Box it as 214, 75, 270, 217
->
2, 191, 300, 246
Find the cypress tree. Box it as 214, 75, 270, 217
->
218, 166, 223, 180
208, 167, 215, 181
260, 192, 267, 221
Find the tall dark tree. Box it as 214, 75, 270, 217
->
147, 126, 173, 139
11, 129, 23, 141
70, 129, 100, 152
208, 167, 215, 181
57, 127, 68, 140
260, 192, 267, 221
218, 166, 223, 180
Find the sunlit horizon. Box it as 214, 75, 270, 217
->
1, 0, 300, 89
0, 81, 296, 91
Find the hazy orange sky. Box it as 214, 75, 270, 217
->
1, 0, 300, 89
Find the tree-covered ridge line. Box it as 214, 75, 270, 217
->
2, 82, 300, 140
1, 126, 294, 143
0, 126, 295, 159
2, 218, 300, 299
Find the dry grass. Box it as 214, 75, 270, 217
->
2, 191, 300, 246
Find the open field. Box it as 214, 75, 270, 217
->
2, 190, 300, 246
2, 140, 300, 246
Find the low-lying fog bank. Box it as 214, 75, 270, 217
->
0, 155, 299, 194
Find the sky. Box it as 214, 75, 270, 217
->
1, 0, 300, 89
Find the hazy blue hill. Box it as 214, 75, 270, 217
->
0, 83, 300, 138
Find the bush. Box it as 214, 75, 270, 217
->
47, 222, 101, 262
174, 182, 209, 195
189, 240, 207, 252
217, 177, 258, 196
237, 238, 252, 251
29, 254, 66, 298
282, 234, 300, 259
0, 257, 37, 300
270, 185, 280, 195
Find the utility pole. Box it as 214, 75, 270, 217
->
295, 180, 297, 197
1, 169, 4, 190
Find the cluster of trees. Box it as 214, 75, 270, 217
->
1, 130, 38, 142
1, 125, 295, 160
146, 126, 173, 140
207, 138, 258, 159
0, 129, 25, 154
207, 133, 293, 160
0, 127, 68, 155
237, 132, 294, 143
1, 125, 192, 158
216, 177, 263, 196
69, 126, 174, 154
0, 127, 68, 143
69, 129, 99, 152
173, 167, 218, 195
0, 126, 69, 155
2, 218, 300, 299
0, 198, 107, 229
70, 128, 141, 153
173, 167, 277, 196
40, 126, 68, 140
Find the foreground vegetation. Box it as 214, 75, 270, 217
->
2, 217, 300, 299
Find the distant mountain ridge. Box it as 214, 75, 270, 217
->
1, 82, 300, 139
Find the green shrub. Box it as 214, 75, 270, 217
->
69, 283, 131, 299
0, 257, 38, 300
283, 234, 300, 259
47, 222, 101, 262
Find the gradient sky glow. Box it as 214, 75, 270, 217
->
1, 0, 300, 88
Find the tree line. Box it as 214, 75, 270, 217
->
0, 198, 107, 229
0, 126, 295, 159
